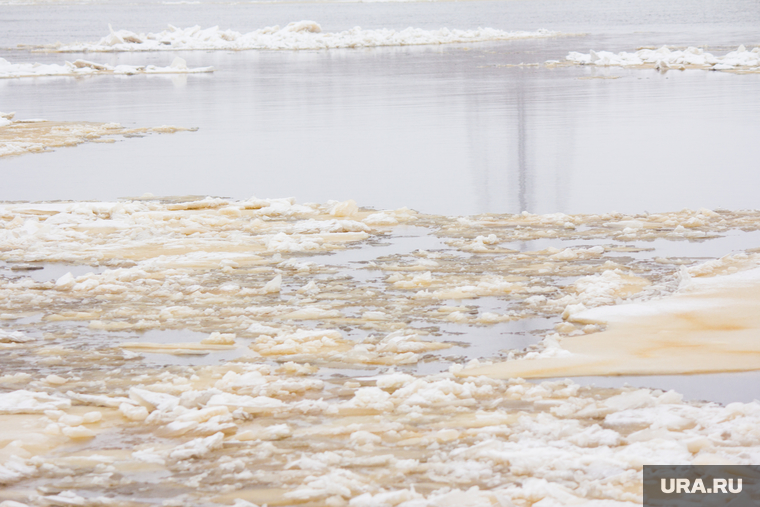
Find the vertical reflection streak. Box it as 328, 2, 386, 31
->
517, 74, 528, 213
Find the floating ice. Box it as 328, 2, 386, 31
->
0, 117, 196, 157
564, 45, 760, 72
4, 198, 760, 502
0, 56, 213, 78
0, 330, 32, 343
463, 257, 760, 379
38, 22, 560, 52
0, 390, 71, 414
0, 457, 37, 488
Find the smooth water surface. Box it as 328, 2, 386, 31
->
1, 0, 759, 214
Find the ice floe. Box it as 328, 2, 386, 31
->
36, 22, 560, 52
0, 56, 213, 78
0, 390, 71, 414
564, 45, 760, 72
463, 254, 760, 379
0, 115, 197, 157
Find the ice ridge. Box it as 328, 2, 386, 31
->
39, 21, 560, 52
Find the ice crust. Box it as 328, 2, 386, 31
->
0, 56, 213, 78
565, 45, 760, 72
40, 22, 560, 52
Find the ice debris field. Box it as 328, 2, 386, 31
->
0, 57, 213, 79
3, 196, 760, 505
31, 22, 560, 52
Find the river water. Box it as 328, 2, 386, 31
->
3, 5, 760, 503
1, 0, 759, 215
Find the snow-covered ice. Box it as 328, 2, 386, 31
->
564, 45, 760, 72
0, 56, 213, 78
37, 22, 560, 52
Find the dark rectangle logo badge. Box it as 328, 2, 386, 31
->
644, 465, 760, 506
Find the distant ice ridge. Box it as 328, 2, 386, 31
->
41, 21, 560, 52
565, 45, 760, 71
0, 56, 213, 78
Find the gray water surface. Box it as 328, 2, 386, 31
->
2, 0, 759, 214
